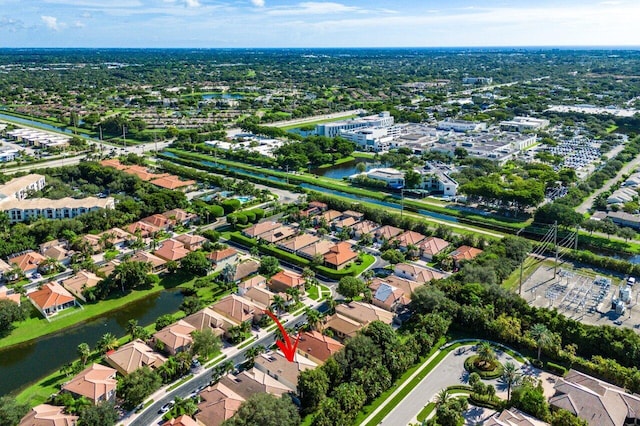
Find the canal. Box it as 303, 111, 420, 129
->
0, 112, 100, 140
0, 289, 184, 397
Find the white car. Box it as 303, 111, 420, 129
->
158, 401, 174, 414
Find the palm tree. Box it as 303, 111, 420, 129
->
434, 388, 451, 407
244, 345, 266, 367
476, 342, 497, 369
77, 343, 90, 366
271, 295, 287, 316
305, 307, 323, 331
286, 287, 301, 304
127, 319, 139, 340
529, 323, 553, 361
173, 396, 198, 416
501, 361, 523, 402
97, 332, 118, 353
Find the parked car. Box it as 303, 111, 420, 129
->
158, 401, 174, 414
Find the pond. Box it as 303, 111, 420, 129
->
310, 158, 380, 179
0, 289, 184, 397
201, 93, 244, 100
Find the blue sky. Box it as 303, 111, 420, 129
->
1, 0, 639, 48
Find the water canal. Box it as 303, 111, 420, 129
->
0, 289, 183, 397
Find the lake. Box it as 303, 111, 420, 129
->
0, 289, 184, 397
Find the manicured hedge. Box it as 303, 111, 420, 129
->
463, 355, 504, 380
546, 361, 568, 377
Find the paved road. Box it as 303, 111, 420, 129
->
127, 312, 310, 426
374, 344, 523, 426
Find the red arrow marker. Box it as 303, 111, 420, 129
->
264, 309, 300, 362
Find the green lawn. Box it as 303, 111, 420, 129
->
0, 272, 195, 349
307, 284, 320, 301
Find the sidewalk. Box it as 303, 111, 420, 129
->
119, 294, 322, 426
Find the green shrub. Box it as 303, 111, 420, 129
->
235, 213, 248, 225
221, 199, 241, 214
244, 210, 256, 223
463, 355, 504, 379
546, 361, 567, 377
252, 208, 265, 220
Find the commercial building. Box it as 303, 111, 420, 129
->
499, 116, 550, 132
339, 126, 401, 152
437, 119, 487, 132
420, 162, 458, 197
6, 128, 70, 148
349, 168, 405, 189
316, 111, 394, 138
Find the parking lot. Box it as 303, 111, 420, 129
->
521, 264, 640, 330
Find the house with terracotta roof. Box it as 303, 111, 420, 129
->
39, 239, 68, 254
127, 221, 160, 238
242, 221, 281, 238
419, 237, 450, 261
162, 208, 198, 226
352, 220, 381, 239
332, 216, 357, 232
41, 244, 72, 265
82, 227, 132, 253
257, 225, 296, 244
0, 287, 20, 305
368, 281, 409, 312
130, 251, 167, 273
105, 339, 166, 376
163, 415, 199, 426
243, 286, 276, 310
61, 363, 117, 405
125, 165, 167, 182
296, 330, 344, 364
209, 247, 238, 272
450, 245, 483, 266
212, 294, 263, 325
100, 158, 128, 170
28, 282, 77, 318
298, 239, 335, 260
154, 239, 190, 262
394, 263, 444, 284
269, 270, 305, 293
314, 209, 342, 226
394, 230, 426, 251
549, 369, 640, 426
372, 276, 421, 299
254, 351, 316, 390
335, 301, 394, 326
142, 213, 176, 231
153, 320, 197, 356
324, 242, 358, 270
99, 259, 121, 277
277, 233, 319, 253
223, 259, 260, 284
341, 210, 365, 222
18, 404, 78, 426
151, 175, 196, 191
308, 201, 328, 211
323, 313, 362, 341
62, 271, 102, 302
183, 307, 238, 339
196, 383, 245, 426
374, 225, 403, 243
237, 275, 267, 296
175, 233, 207, 251
8, 250, 46, 276
219, 368, 293, 399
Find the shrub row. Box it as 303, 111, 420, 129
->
463, 355, 504, 380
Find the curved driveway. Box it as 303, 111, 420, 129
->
373, 344, 525, 426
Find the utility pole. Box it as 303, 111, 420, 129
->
574, 226, 579, 250
553, 221, 559, 279
122, 125, 127, 149
400, 188, 404, 219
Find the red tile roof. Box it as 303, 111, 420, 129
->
323, 242, 358, 267
28, 282, 75, 311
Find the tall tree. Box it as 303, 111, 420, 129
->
0, 395, 30, 426
77, 343, 91, 366
222, 393, 300, 426
529, 323, 553, 361
501, 361, 523, 402
191, 329, 221, 360
78, 402, 118, 426
97, 332, 118, 353
337, 276, 364, 300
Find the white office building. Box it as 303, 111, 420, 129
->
350, 168, 405, 189
339, 126, 398, 152
499, 116, 550, 132
436, 119, 487, 132
421, 163, 458, 197
316, 112, 395, 138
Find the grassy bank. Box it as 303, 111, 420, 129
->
0, 272, 195, 350
276, 114, 357, 130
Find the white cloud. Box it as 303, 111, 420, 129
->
251, 0, 265, 7
41, 15, 63, 31
73, 21, 85, 28
266, 2, 360, 16
185, 0, 201, 7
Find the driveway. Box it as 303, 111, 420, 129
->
377, 344, 529, 426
